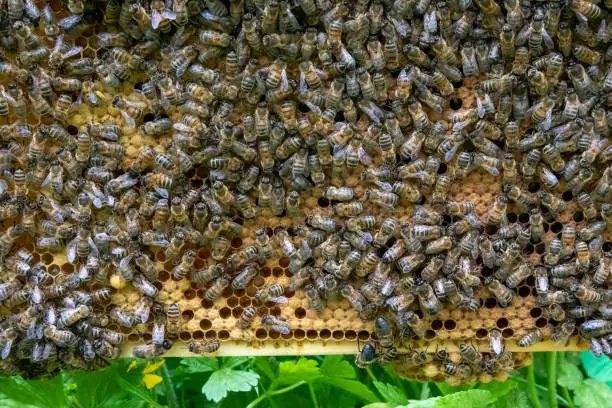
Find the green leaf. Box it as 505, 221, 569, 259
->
321, 355, 356, 379
420, 383, 431, 401
476, 380, 517, 403
180, 358, 218, 373
558, 359, 584, 391
573, 378, 612, 408
320, 377, 379, 403
201, 368, 259, 403
401, 389, 492, 408
361, 404, 395, 408
489, 389, 530, 408
373, 381, 409, 405
115, 377, 165, 408
70, 367, 144, 408
0, 400, 43, 408
277, 358, 320, 385
0, 375, 69, 408
581, 352, 612, 382
254, 357, 278, 381
221, 357, 249, 369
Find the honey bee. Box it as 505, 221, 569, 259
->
133, 340, 173, 358
44, 325, 78, 347
189, 340, 221, 355
172, 250, 196, 281
519, 329, 541, 348
261, 315, 291, 335
205, 273, 232, 302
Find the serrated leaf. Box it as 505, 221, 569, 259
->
558, 360, 583, 391
573, 378, 612, 408
373, 381, 409, 405
320, 377, 379, 403
321, 355, 356, 379
401, 389, 491, 408
142, 360, 166, 374
180, 358, 218, 373
581, 352, 612, 382
201, 368, 259, 403
277, 358, 320, 385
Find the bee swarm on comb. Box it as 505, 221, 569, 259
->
0, 0, 610, 383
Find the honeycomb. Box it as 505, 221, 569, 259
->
1, 0, 611, 382
7, 74, 597, 358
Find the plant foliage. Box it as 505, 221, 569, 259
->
0, 352, 610, 408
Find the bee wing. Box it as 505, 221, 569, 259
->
271, 296, 288, 304
358, 146, 372, 166
120, 110, 136, 128
31, 285, 42, 304
444, 145, 459, 163
153, 185, 169, 199
87, 90, 99, 105
476, 97, 485, 118
162, 10, 177, 20
78, 264, 90, 281
425, 11, 437, 34
173, 122, 194, 133
58, 14, 82, 28
53, 33, 65, 53
119, 254, 134, 270
389, 16, 410, 37
298, 72, 307, 93
542, 108, 553, 131
0, 179, 8, 195
374, 180, 393, 192
313, 67, 328, 80
471, 238, 479, 261
41, 171, 53, 188
88, 236, 99, 257
155, 239, 171, 247
151, 10, 163, 29
152, 322, 166, 345
278, 325, 291, 335
304, 101, 321, 115
91, 195, 103, 208
1, 339, 13, 360
63, 46, 83, 59
279, 69, 289, 91
452, 120, 469, 132
2, 90, 16, 106
332, 145, 347, 160
575, 12, 588, 22
160, 91, 170, 110
175, 61, 189, 78
480, 163, 499, 177
26, 321, 38, 340
66, 237, 78, 263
